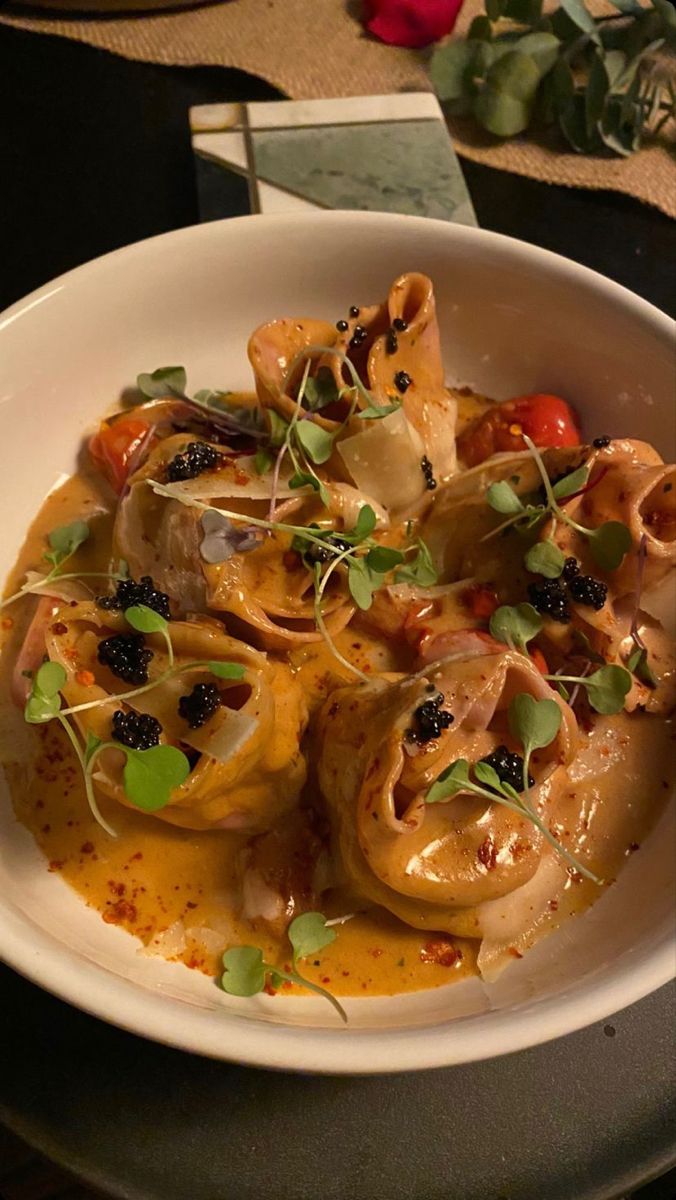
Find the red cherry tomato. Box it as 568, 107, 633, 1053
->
458, 394, 580, 468
89, 415, 153, 494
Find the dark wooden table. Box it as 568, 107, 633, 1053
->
0, 22, 674, 1200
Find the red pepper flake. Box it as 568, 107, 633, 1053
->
548, 899, 559, 912
48, 859, 65, 871
108, 880, 126, 897
368, 947, 383, 959
508, 947, 524, 959
186, 900, 198, 909
420, 939, 462, 967
130, 851, 143, 861
1, 616, 14, 630
51, 621, 68, 635
477, 836, 497, 870
75, 669, 96, 687
103, 899, 137, 925
80, 841, 95, 855
321, 977, 331, 984
263, 981, 277, 996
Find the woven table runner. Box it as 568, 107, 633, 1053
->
2, 2, 675, 213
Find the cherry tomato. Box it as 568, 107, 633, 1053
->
458, 394, 580, 468
89, 415, 153, 493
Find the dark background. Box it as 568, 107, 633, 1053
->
0, 21, 674, 1200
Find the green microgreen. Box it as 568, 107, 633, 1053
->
124, 604, 174, 668
426, 692, 601, 883
489, 602, 542, 653
220, 911, 346, 1022
24, 661, 67, 725
357, 401, 402, 421
543, 663, 632, 714
0, 524, 131, 612
483, 436, 632, 574
524, 539, 565, 578
137, 366, 265, 440
44, 520, 90, 570
393, 539, 437, 587
626, 646, 657, 688
84, 733, 190, 817
254, 447, 274, 475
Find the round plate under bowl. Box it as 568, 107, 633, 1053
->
0, 212, 674, 1074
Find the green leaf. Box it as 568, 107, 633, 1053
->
585, 52, 610, 138
288, 912, 336, 963
303, 367, 339, 412
504, 0, 543, 20
295, 420, 335, 465
137, 366, 187, 399
487, 480, 524, 514
365, 546, 405, 574
509, 693, 562, 754
514, 32, 560, 76
430, 40, 476, 108
627, 647, 657, 688
24, 660, 67, 724
489, 603, 543, 653
268, 410, 289, 448
206, 660, 246, 680
584, 665, 632, 714
352, 504, 377, 542
44, 520, 90, 569
474, 761, 508, 795
289, 470, 319, 492
560, 93, 597, 153
468, 15, 494, 40
426, 760, 472, 805
588, 521, 632, 571
356, 401, 402, 421
394, 539, 437, 587
122, 745, 191, 812
124, 604, 168, 635
525, 540, 565, 578
35, 660, 67, 698
221, 946, 266, 997
560, 0, 599, 40
552, 465, 589, 499
652, 0, 676, 31
254, 447, 274, 475
348, 559, 377, 611
474, 54, 541, 137
571, 628, 606, 665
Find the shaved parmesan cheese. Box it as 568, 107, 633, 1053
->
337, 408, 426, 511
182, 708, 258, 763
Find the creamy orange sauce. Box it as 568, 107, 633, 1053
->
1, 465, 674, 1001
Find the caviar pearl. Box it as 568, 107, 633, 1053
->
336, 319, 349, 332
394, 370, 412, 394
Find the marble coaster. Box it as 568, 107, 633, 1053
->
190, 93, 477, 226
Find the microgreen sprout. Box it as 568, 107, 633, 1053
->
625, 534, 657, 688
483, 437, 632, 573
124, 604, 174, 668
137, 366, 266, 440
426, 693, 602, 884
220, 911, 347, 1022
84, 732, 190, 816
542, 664, 632, 716
0, 520, 110, 610
489, 603, 542, 654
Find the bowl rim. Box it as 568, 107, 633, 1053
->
0, 210, 674, 1074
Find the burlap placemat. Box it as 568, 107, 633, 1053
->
3, 0, 675, 218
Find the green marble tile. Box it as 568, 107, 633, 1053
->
251, 120, 476, 225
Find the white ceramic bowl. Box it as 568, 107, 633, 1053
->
1, 212, 674, 1074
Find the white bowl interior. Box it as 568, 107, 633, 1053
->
0, 213, 674, 1072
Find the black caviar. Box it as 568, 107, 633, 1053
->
392, 317, 408, 332
478, 745, 534, 794
406, 693, 454, 744
568, 573, 608, 611
421, 455, 437, 491
593, 436, 611, 449
178, 682, 221, 729
97, 575, 171, 620
386, 328, 398, 355
336, 319, 349, 332
166, 441, 223, 483
394, 370, 412, 394
349, 306, 360, 319
112, 709, 162, 751
302, 533, 352, 567
349, 325, 368, 350
561, 557, 580, 583
97, 633, 153, 685
527, 579, 571, 623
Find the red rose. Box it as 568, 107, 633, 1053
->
364, 0, 463, 49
